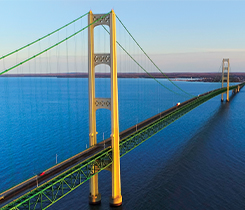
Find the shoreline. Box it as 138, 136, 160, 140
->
1, 72, 244, 82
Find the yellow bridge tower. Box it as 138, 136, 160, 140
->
221, 58, 230, 102
88, 10, 122, 206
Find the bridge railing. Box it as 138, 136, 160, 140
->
1, 82, 244, 210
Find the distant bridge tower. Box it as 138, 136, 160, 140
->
88, 10, 122, 206
221, 58, 230, 102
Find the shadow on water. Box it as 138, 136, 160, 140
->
167, 99, 232, 170
164, 93, 237, 175
82, 95, 238, 210
131, 96, 237, 209
51, 93, 241, 210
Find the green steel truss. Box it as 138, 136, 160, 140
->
1, 149, 113, 210
119, 84, 244, 157
1, 83, 244, 210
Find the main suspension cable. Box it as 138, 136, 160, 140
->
0, 11, 89, 61
102, 25, 190, 97
116, 15, 194, 97
0, 12, 111, 75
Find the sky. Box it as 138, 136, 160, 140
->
0, 0, 245, 72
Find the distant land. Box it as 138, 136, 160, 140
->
1, 72, 245, 82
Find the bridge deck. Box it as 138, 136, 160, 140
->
1, 83, 244, 209
0, 93, 194, 205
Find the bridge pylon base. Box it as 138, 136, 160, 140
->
89, 193, 101, 205
110, 195, 122, 207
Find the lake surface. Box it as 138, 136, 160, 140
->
0, 77, 244, 210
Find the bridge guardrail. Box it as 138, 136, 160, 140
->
1, 82, 244, 210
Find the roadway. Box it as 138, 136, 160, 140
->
0, 83, 243, 207
0, 92, 197, 205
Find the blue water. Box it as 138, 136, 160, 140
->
0, 78, 245, 210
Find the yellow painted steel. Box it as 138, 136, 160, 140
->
88, 10, 122, 206
221, 60, 224, 101
221, 58, 230, 102
109, 9, 122, 207
88, 10, 101, 204
226, 59, 230, 102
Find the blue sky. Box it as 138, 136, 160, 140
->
0, 0, 244, 72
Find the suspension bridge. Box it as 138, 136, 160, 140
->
0, 10, 244, 210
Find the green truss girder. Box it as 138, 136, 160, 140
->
1, 83, 244, 210
119, 85, 236, 156
1, 149, 113, 210
119, 84, 244, 157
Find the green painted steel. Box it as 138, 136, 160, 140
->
119, 83, 244, 157
0, 12, 111, 76
1, 83, 244, 210
102, 25, 189, 97
115, 15, 193, 98
1, 148, 113, 210
0, 12, 89, 61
